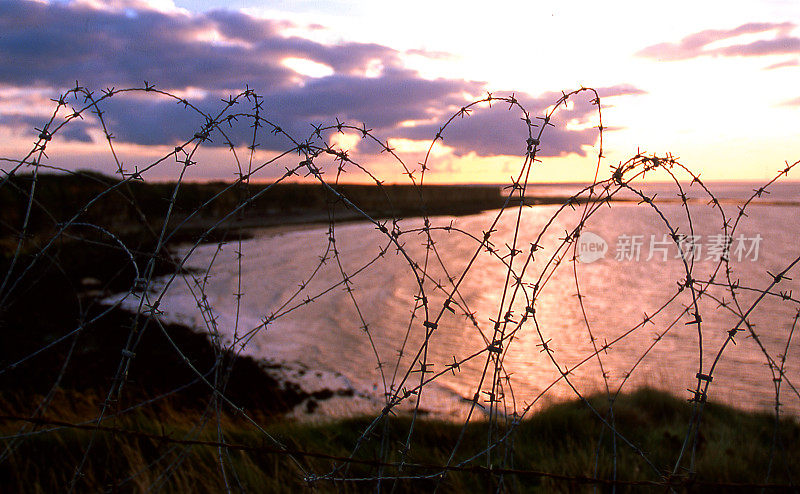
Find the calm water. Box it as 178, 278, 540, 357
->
117, 182, 800, 419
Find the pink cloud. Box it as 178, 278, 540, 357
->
764, 59, 799, 70
637, 22, 799, 61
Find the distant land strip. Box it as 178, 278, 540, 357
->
0, 172, 625, 246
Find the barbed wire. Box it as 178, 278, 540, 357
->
1, 414, 798, 490
0, 82, 798, 492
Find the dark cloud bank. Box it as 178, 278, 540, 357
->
1, 0, 644, 158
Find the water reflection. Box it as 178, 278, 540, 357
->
135, 189, 800, 419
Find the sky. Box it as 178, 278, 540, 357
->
1, 0, 799, 183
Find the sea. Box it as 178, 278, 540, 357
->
112, 181, 800, 420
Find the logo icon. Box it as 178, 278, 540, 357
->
576, 231, 607, 263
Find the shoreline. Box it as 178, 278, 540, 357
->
3, 208, 800, 489
168, 194, 633, 245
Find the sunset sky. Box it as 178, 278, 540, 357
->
1, 0, 799, 183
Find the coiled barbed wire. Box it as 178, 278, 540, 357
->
1, 83, 798, 491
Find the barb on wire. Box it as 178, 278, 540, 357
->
0, 83, 798, 492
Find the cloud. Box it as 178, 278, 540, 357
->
83, 82, 641, 157
0, 0, 645, 161
396, 86, 644, 158
637, 22, 799, 61
595, 84, 647, 98
764, 59, 799, 70
405, 48, 454, 60
0, 0, 394, 90
780, 97, 800, 107
41, 67, 484, 150
0, 113, 94, 142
